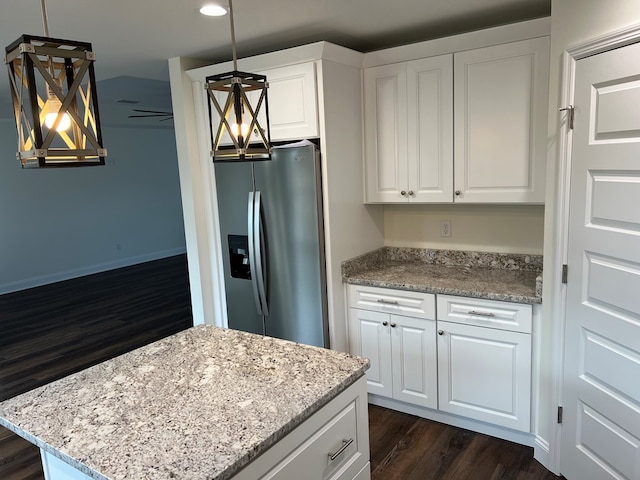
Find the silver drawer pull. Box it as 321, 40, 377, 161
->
468, 310, 495, 317
377, 299, 399, 305
328, 438, 354, 461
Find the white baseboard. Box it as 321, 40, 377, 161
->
0, 247, 187, 295
368, 394, 535, 447
534, 435, 561, 475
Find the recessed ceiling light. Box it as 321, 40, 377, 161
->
199, 4, 228, 16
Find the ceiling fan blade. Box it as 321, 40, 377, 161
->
132, 109, 173, 114
128, 114, 172, 118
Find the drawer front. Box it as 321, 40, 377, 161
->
436, 295, 532, 333
348, 285, 435, 320
262, 400, 363, 480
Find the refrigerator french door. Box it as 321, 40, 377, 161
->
214, 144, 329, 348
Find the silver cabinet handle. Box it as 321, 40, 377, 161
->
408, 190, 414, 196
400, 190, 407, 197
382, 321, 388, 327
328, 438, 354, 461
455, 190, 461, 196
390, 323, 396, 328
377, 299, 399, 305
468, 310, 495, 317
438, 330, 444, 335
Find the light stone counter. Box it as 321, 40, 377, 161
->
342, 247, 542, 304
0, 325, 369, 480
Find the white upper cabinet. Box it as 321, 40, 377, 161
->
364, 55, 453, 203
256, 62, 319, 141
363, 35, 549, 204
453, 37, 549, 203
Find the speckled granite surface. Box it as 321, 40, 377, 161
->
343, 247, 542, 304
0, 325, 369, 480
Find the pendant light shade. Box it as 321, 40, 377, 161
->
5, 0, 107, 168
205, 0, 272, 162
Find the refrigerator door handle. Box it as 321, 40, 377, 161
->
253, 191, 270, 316
247, 191, 263, 315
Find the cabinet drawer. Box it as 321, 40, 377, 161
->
436, 295, 532, 333
261, 400, 362, 480
348, 285, 435, 319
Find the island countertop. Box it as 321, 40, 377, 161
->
342, 247, 543, 304
0, 325, 369, 480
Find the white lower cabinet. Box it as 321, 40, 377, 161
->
436, 320, 532, 432
348, 286, 438, 409
347, 285, 534, 437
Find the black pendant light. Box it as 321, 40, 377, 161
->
5, 0, 107, 168
205, 0, 272, 162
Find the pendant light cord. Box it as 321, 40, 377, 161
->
41, 0, 50, 36
228, 0, 238, 70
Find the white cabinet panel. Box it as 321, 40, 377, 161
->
364, 63, 408, 202
391, 315, 438, 408
407, 56, 454, 202
453, 37, 549, 203
437, 320, 532, 432
348, 308, 393, 398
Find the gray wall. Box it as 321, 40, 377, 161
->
0, 119, 186, 293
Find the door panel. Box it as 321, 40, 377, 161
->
348, 308, 393, 398
561, 40, 640, 480
391, 315, 437, 409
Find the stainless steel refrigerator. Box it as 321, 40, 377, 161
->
214, 143, 328, 347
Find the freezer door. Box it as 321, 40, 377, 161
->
254, 145, 328, 347
214, 161, 265, 335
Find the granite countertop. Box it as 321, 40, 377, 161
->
342, 247, 543, 304
0, 325, 369, 480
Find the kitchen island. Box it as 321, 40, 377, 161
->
0, 325, 370, 480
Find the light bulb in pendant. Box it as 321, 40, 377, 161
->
44, 95, 71, 131
231, 122, 250, 138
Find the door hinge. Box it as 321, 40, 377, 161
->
559, 105, 575, 129
557, 405, 564, 424
562, 264, 568, 284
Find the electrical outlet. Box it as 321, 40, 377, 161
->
440, 220, 451, 238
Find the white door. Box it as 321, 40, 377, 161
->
390, 314, 438, 409
561, 41, 640, 480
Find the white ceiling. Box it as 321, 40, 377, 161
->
0, 0, 550, 124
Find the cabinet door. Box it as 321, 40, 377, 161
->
390, 314, 438, 409
453, 37, 549, 203
256, 62, 319, 141
407, 55, 454, 202
437, 320, 531, 432
363, 63, 409, 203
348, 308, 392, 398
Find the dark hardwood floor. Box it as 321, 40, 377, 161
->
0, 254, 193, 479
0, 254, 560, 479
369, 405, 561, 480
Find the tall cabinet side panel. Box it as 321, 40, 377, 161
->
317, 59, 385, 352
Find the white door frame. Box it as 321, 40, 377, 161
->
548, 22, 640, 475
